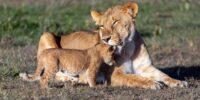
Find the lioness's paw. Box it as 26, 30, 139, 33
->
165, 79, 188, 88
172, 81, 188, 88
180, 81, 188, 87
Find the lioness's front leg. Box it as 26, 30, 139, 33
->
110, 67, 163, 89
133, 44, 187, 87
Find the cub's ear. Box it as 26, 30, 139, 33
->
122, 2, 138, 18
91, 10, 102, 24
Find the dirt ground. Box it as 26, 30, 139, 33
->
0, 44, 200, 100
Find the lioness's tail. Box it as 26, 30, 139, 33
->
19, 62, 44, 81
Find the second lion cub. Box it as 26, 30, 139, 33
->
20, 43, 115, 88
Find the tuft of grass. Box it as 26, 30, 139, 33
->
0, 66, 19, 80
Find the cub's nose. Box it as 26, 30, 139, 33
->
103, 37, 111, 43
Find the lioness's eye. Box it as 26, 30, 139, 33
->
111, 20, 119, 29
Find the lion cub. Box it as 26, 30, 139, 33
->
20, 43, 115, 88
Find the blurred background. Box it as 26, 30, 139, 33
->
0, 0, 200, 99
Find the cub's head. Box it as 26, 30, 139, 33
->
91, 2, 138, 46
97, 43, 116, 66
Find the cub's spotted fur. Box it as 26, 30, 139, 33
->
20, 43, 115, 88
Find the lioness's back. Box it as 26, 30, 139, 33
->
60, 31, 100, 50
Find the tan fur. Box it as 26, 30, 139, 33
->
37, 32, 59, 58
60, 31, 100, 49
20, 43, 115, 88
91, 2, 187, 88
28, 2, 187, 89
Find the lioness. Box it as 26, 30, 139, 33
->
35, 2, 187, 89
20, 43, 115, 88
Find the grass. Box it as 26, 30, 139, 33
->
0, 0, 123, 44
0, 0, 200, 99
0, 0, 199, 47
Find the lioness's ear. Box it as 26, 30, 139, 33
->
123, 2, 138, 18
91, 10, 102, 23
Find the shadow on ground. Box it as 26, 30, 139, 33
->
160, 65, 200, 80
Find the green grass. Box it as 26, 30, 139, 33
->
0, 0, 199, 78
0, 0, 123, 44
0, 0, 199, 47
0, 4, 93, 44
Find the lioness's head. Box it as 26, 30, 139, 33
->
97, 43, 115, 66
91, 2, 138, 46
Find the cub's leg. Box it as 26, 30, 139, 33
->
40, 71, 56, 89
40, 73, 48, 89
86, 63, 99, 87
40, 64, 58, 89
111, 66, 163, 89
133, 44, 187, 87
86, 69, 96, 87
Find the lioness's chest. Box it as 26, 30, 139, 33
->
115, 40, 136, 74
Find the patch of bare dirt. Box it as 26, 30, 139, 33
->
0, 44, 200, 99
